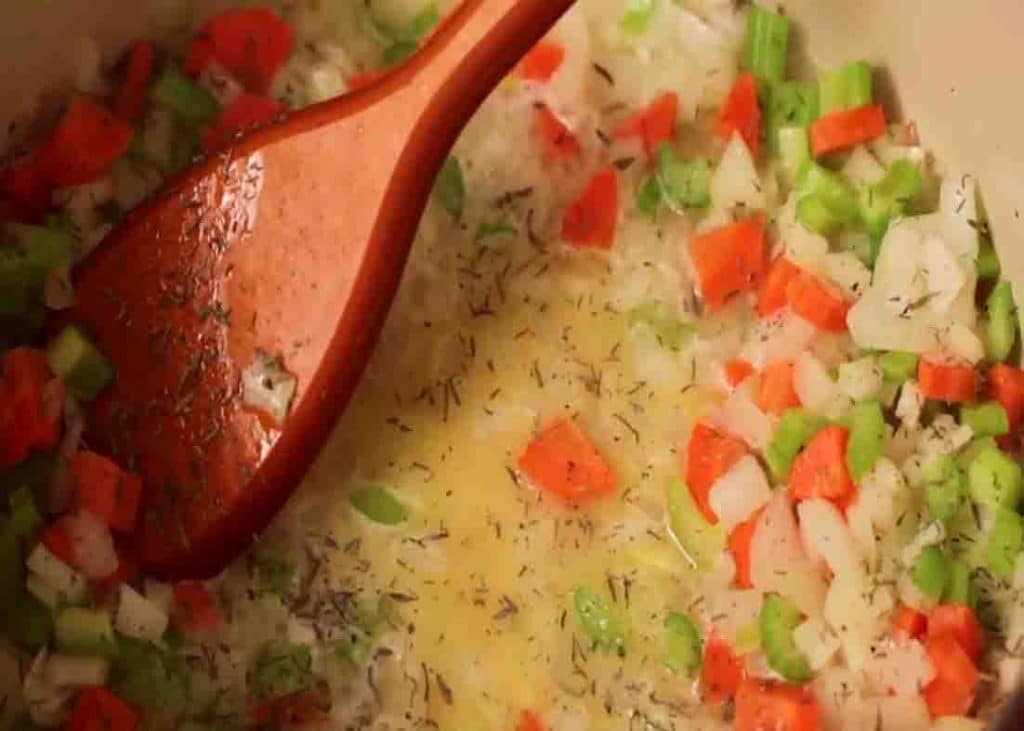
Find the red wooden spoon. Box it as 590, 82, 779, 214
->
70, 0, 574, 578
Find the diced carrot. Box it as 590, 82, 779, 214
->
346, 68, 388, 91
988, 363, 1024, 432
71, 451, 142, 534
517, 710, 547, 731
787, 270, 850, 333
518, 418, 617, 502
561, 166, 619, 250
686, 422, 748, 525
728, 510, 761, 589
927, 604, 985, 664
758, 257, 802, 318
612, 92, 679, 159
922, 635, 978, 718
516, 40, 565, 83
247, 688, 331, 728
1, 154, 54, 217
40, 522, 75, 566
114, 41, 156, 123
810, 105, 888, 158
201, 93, 285, 153
185, 7, 294, 93
724, 359, 756, 389
893, 606, 928, 643
533, 105, 581, 162
172, 581, 222, 634
701, 632, 745, 705
788, 426, 856, 507
918, 359, 977, 404
0, 348, 62, 469
734, 678, 821, 731
37, 97, 134, 188
715, 73, 762, 158
758, 360, 800, 416
689, 215, 767, 310
66, 686, 140, 731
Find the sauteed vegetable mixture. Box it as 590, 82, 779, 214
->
0, 1, 1021, 729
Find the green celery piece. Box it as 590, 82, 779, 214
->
879, 351, 919, 383
797, 163, 860, 234
976, 239, 1001, 280
573, 585, 630, 654
777, 127, 811, 184
46, 324, 115, 401
8, 224, 75, 285
55, 607, 116, 656
861, 160, 923, 258
349, 484, 408, 525
945, 561, 974, 607
923, 455, 967, 523
620, 0, 657, 35
957, 436, 998, 471
913, 546, 951, 600
6, 592, 52, 650
663, 611, 702, 677
382, 40, 418, 65
8, 485, 41, 539
150, 65, 219, 124
110, 637, 190, 713
743, 4, 790, 83
846, 399, 885, 481
665, 477, 725, 572
988, 506, 1023, 579
760, 594, 811, 683
250, 539, 296, 598
0, 225, 74, 316
656, 145, 711, 210
769, 82, 819, 130
819, 61, 873, 115
434, 156, 465, 218
628, 301, 695, 352
765, 408, 827, 483
983, 281, 1018, 362
635, 176, 663, 215
474, 219, 517, 244
960, 401, 1010, 438
250, 640, 317, 700
967, 447, 1022, 510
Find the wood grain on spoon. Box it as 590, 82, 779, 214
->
70, 0, 574, 579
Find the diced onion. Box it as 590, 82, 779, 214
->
717, 384, 774, 452
242, 351, 297, 425
793, 618, 840, 671
708, 455, 771, 531
115, 584, 170, 643
741, 309, 817, 369
710, 132, 765, 211
841, 146, 886, 188
45, 654, 110, 688
862, 640, 935, 697
836, 357, 883, 401
793, 351, 835, 416
24, 650, 74, 728
26, 544, 89, 606
750, 492, 827, 617
26, 574, 61, 610
145, 579, 175, 616
797, 499, 865, 578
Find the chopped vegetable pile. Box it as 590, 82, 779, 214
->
0, 1, 1021, 730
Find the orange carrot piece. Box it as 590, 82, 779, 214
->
757, 360, 800, 416
724, 359, 756, 389
517, 40, 565, 83
533, 105, 581, 162
811, 105, 887, 158
715, 73, 762, 158
918, 359, 977, 404
758, 257, 802, 318
518, 418, 617, 502
734, 678, 821, 731
788, 426, 856, 508
612, 92, 679, 159
561, 167, 619, 250
689, 215, 767, 310
922, 635, 978, 718
686, 422, 748, 525
701, 632, 745, 705
787, 270, 850, 332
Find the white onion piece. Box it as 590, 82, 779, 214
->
61, 511, 119, 580
24, 650, 74, 728
710, 132, 765, 211
867, 694, 932, 731
863, 640, 935, 697
824, 577, 887, 671
717, 385, 774, 452
46, 654, 110, 688
841, 146, 886, 187
822, 252, 871, 301
895, 380, 923, 430
793, 618, 840, 671
794, 351, 836, 416
836, 357, 883, 401
242, 351, 297, 425
26, 544, 88, 605
797, 499, 865, 578
750, 492, 827, 617
742, 309, 817, 369
115, 585, 169, 643
708, 455, 772, 531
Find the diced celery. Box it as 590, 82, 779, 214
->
349, 485, 408, 525
250, 538, 296, 598
846, 399, 885, 481
976, 239, 1000, 280
879, 351, 919, 383
150, 65, 220, 123
861, 160, 923, 260
945, 561, 974, 607
0, 225, 74, 316
819, 61, 873, 115
55, 607, 116, 656
765, 409, 827, 483
110, 637, 189, 712
923, 455, 967, 523
250, 639, 317, 699
797, 163, 860, 234
382, 40, 417, 65
8, 485, 42, 539
988, 506, 1023, 579
46, 324, 115, 400
743, 4, 790, 83
666, 478, 725, 572
960, 401, 1010, 438
983, 281, 1018, 362
777, 127, 811, 184
573, 585, 630, 654
628, 301, 695, 352
663, 611, 702, 677
474, 219, 516, 245
913, 546, 951, 600
967, 447, 1022, 510
434, 156, 465, 218
635, 176, 663, 215
760, 594, 811, 683
957, 436, 998, 471
620, 0, 656, 35
5, 592, 52, 649
656, 145, 711, 210
769, 82, 820, 130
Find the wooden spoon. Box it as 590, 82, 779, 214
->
69, 0, 574, 578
